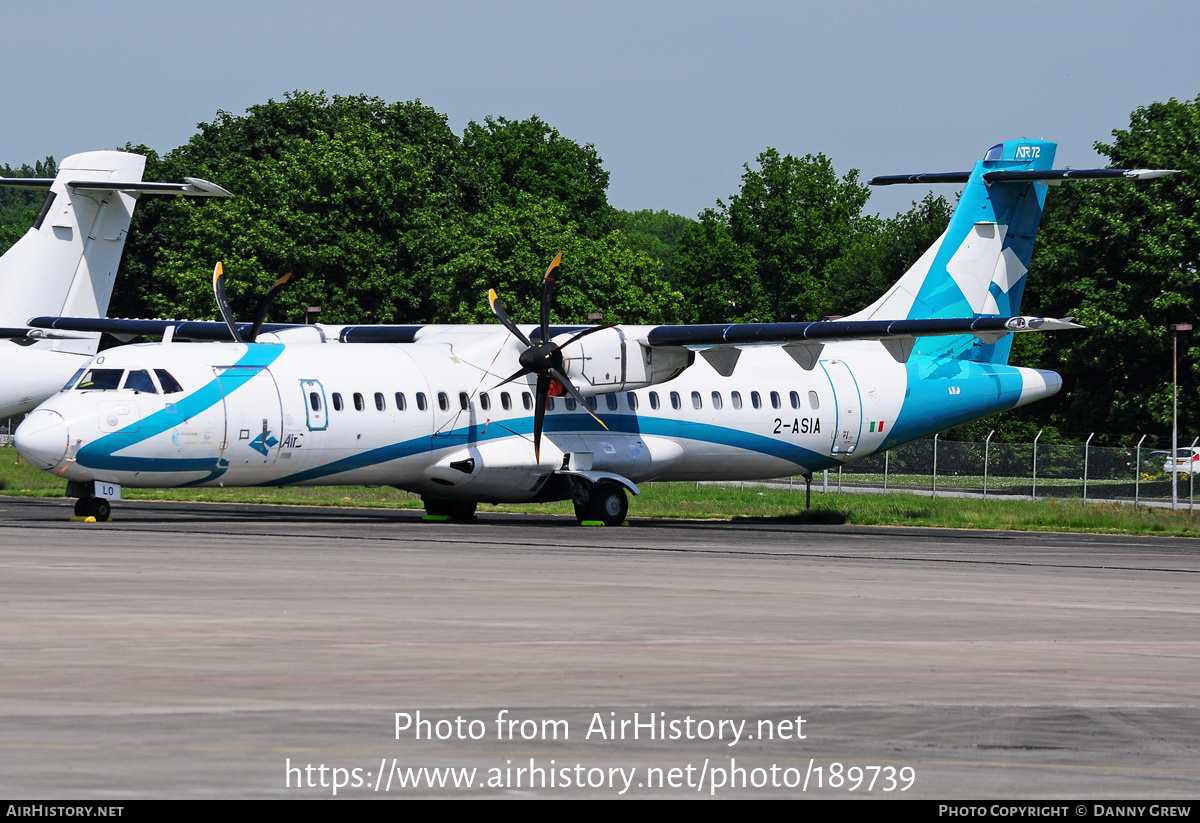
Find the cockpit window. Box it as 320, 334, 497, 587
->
983, 143, 1004, 162
62, 368, 86, 392
155, 369, 184, 394
123, 370, 158, 394
76, 369, 124, 391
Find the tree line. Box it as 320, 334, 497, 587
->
1, 91, 1196, 444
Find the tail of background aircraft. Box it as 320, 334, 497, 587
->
0, 151, 150, 356
848, 139, 1058, 365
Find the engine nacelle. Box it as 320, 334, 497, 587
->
559, 327, 691, 393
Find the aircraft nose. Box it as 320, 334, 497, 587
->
15, 409, 69, 470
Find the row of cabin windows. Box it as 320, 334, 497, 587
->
326, 390, 535, 414
317, 387, 820, 414
546, 389, 819, 412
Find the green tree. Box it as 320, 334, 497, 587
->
1027, 96, 1200, 440
0, 157, 56, 251
672, 149, 872, 322
619, 208, 694, 287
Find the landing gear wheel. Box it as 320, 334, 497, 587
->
91, 498, 112, 521
75, 497, 111, 521
446, 500, 477, 522
574, 482, 628, 526
422, 497, 476, 522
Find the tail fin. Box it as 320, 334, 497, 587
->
0, 151, 148, 356
848, 139, 1057, 364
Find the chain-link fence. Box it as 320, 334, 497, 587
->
792, 434, 1200, 506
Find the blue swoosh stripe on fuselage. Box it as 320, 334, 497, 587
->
76, 345, 285, 474
264, 412, 831, 486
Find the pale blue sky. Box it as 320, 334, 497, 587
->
3, 0, 1197, 219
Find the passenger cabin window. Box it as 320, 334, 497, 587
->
459, 392, 469, 411
790, 391, 800, 409
751, 391, 761, 409
416, 392, 427, 411
354, 392, 365, 411
808, 391, 820, 409
374, 392, 385, 411
480, 393, 490, 411
155, 369, 183, 394
564, 397, 575, 411
332, 392, 343, 411
438, 392, 449, 412
522, 392, 532, 410
77, 369, 124, 391
650, 392, 660, 410
770, 391, 781, 409
691, 391, 702, 409
711, 391, 723, 410
585, 396, 597, 411
395, 392, 407, 411
547, 397, 556, 411
123, 370, 157, 394
309, 392, 322, 412
731, 391, 742, 410
670, 391, 681, 410
606, 394, 618, 411
501, 392, 511, 411
626, 392, 638, 410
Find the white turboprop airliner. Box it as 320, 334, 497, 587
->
12, 140, 1175, 524
0, 151, 230, 418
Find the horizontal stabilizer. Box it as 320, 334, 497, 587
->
870, 168, 1178, 186
0, 176, 232, 197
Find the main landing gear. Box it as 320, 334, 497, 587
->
573, 481, 628, 527
421, 496, 477, 522
73, 497, 112, 521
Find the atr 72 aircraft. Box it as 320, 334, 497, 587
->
0, 151, 230, 418
13, 140, 1175, 524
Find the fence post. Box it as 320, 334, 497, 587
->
983, 429, 994, 500
1135, 434, 1146, 509
1032, 429, 1043, 501
932, 433, 939, 500
1083, 432, 1094, 503
884, 450, 889, 491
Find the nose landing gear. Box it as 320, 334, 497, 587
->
73, 497, 112, 521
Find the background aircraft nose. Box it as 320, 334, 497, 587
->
15, 409, 69, 470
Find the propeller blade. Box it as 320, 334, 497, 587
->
248, 272, 294, 343
212, 261, 244, 343
539, 253, 562, 342
489, 288, 532, 347
549, 366, 609, 432
490, 366, 533, 392
533, 374, 549, 463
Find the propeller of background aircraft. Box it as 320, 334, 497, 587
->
212, 261, 295, 343
488, 253, 614, 460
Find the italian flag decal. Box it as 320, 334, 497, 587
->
869, 421, 885, 433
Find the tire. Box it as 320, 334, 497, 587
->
574, 482, 629, 526
91, 498, 112, 522
594, 483, 628, 526
74, 498, 89, 517
446, 500, 477, 522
